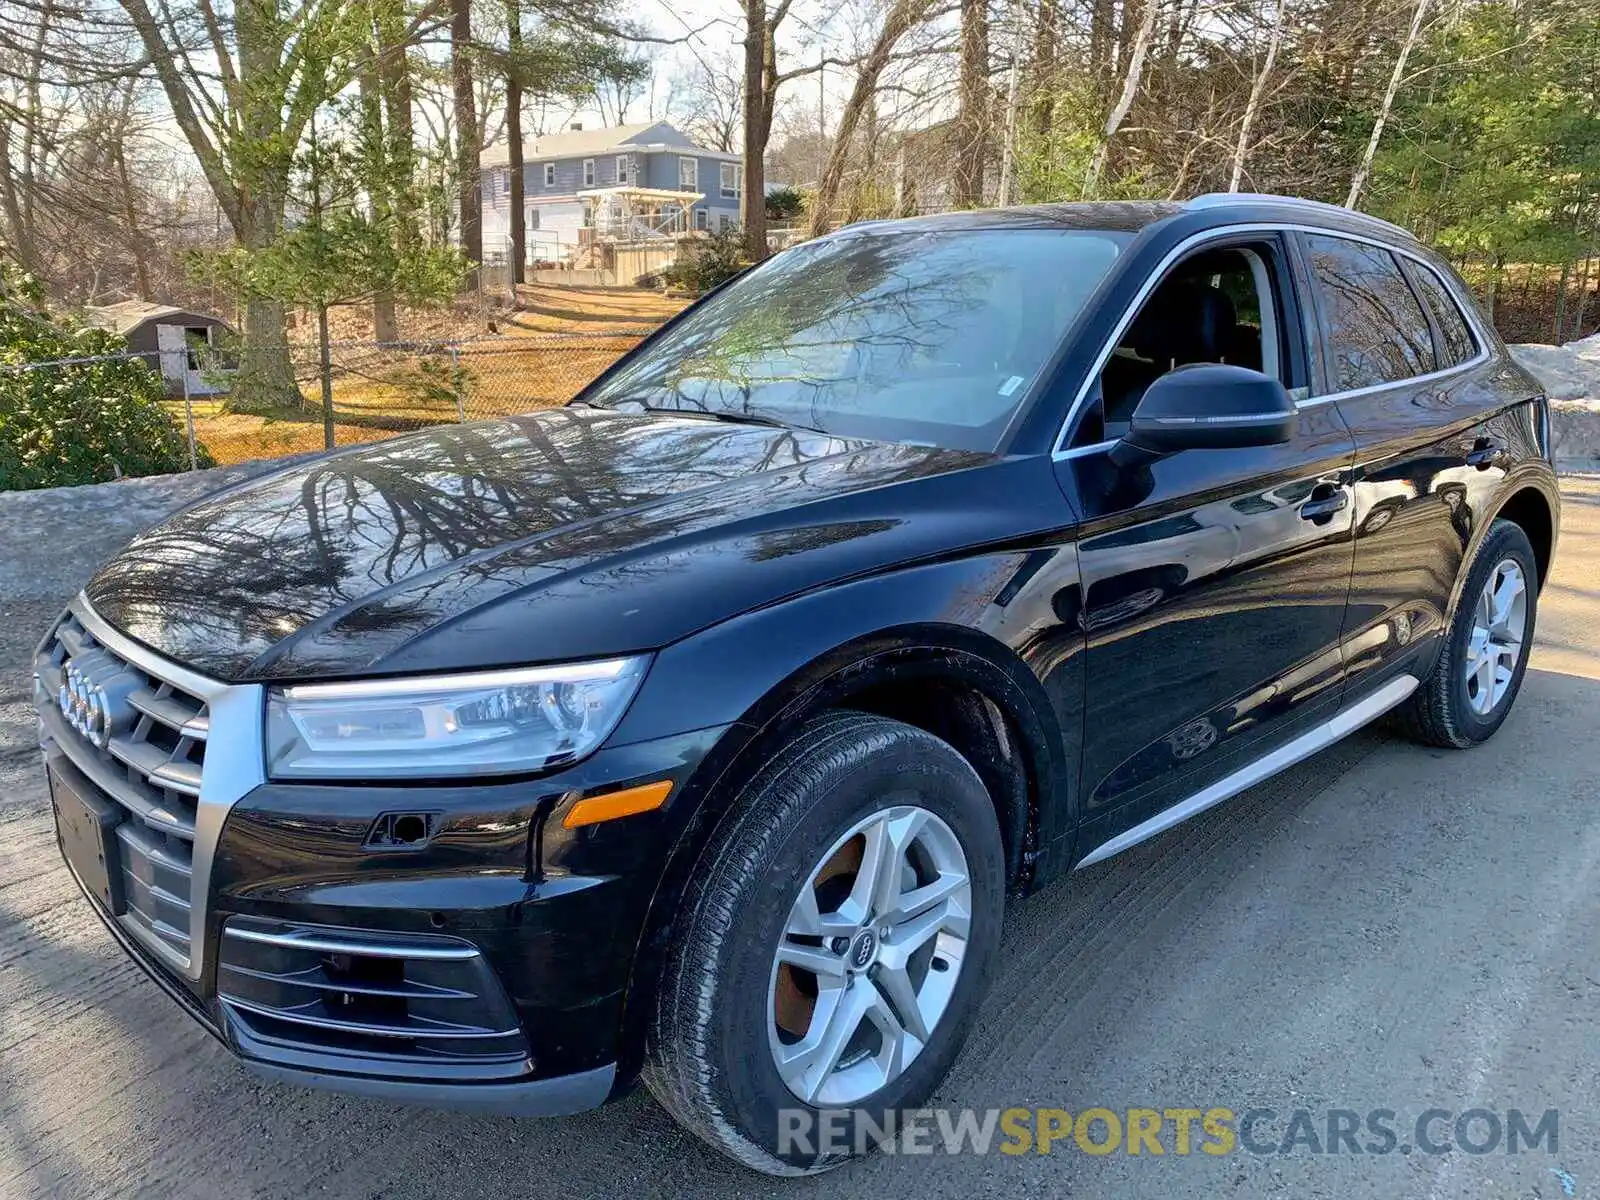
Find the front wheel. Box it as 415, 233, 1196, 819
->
644, 711, 1005, 1175
1395, 518, 1538, 748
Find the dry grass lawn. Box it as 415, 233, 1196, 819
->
182, 286, 685, 466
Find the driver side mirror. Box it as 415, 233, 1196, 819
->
1119, 363, 1296, 459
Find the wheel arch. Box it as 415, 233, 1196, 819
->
1442, 473, 1559, 627
1492, 483, 1556, 590
609, 618, 1074, 1090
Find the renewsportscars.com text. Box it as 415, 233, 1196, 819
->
777, 1106, 1560, 1158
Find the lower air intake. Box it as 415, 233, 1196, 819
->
217, 917, 530, 1081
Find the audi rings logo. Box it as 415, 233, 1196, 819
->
56, 653, 134, 750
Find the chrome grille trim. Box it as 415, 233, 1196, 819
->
37, 594, 265, 982
221, 996, 522, 1041
223, 924, 482, 961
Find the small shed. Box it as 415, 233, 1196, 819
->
85, 301, 234, 397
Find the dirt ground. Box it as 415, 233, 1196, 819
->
186, 286, 685, 466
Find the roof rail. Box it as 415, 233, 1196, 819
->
1185, 193, 1417, 241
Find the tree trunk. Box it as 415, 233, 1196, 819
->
1029, 0, 1058, 139
1084, 0, 1158, 196
1554, 258, 1572, 343
113, 141, 154, 300
375, 0, 418, 252
996, 0, 1024, 205
506, 0, 526, 294
317, 303, 335, 450
740, 0, 769, 261
234, 191, 298, 410
451, 0, 481, 289
1346, 0, 1430, 209
952, 0, 990, 206
1484, 253, 1505, 323
358, 67, 400, 343
810, 0, 935, 235
1089, 0, 1114, 97
1228, 0, 1285, 192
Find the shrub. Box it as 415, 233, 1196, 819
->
662, 227, 748, 295
765, 187, 806, 220
388, 353, 473, 413
0, 267, 212, 490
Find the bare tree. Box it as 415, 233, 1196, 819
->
1083, 0, 1159, 195
667, 54, 744, 153
952, 0, 990, 205
505, 0, 527, 291
452, 0, 482, 286
1346, 0, 1431, 209
810, 0, 944, 234
1228, 0, 1286, 192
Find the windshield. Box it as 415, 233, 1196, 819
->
583, 227, 1129, 450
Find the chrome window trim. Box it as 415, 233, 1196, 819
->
1050, 221, 1495, 460
69, 593, 264, 984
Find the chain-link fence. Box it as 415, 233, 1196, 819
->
3, 328, 659, 480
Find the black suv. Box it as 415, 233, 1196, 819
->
37, 195, 1558, 1175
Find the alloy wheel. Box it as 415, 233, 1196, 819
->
766, 803, 972, 1107
1464, 557, 1528, 716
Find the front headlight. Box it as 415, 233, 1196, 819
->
265, 657, 648, 780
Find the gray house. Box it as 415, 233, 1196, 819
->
479, 120, 743, 262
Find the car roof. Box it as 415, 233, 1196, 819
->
833, 193, 1419, 245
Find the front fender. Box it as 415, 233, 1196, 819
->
610, 548, 1082, 851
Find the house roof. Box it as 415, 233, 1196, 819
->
85, 300, 228, 336
481, 120, 684, 167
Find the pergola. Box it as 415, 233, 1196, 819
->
576, 185, 706, 241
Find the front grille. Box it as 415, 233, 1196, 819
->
35, 610, 214, 972
218, 918, 530, 1080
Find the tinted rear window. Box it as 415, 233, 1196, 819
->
1303, 234, 1436, 392
1410, 263, 1479, 368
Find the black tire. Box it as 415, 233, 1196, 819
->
643, 710, 1005, 1176
1394, 518, 1538, 749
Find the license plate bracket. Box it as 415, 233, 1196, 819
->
49, 764, 126, 915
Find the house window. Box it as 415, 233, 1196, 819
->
679, 156, 698, 190
583, 158, 595, 187
543, 162, 555, 187
720, 162, 741, 199
695, 207, 708, 230
615, 154, 629, 183
526, 207, 540, 231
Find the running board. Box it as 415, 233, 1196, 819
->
1074, 674, 1420, 870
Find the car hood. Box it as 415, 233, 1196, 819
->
85, 407, 1015, 681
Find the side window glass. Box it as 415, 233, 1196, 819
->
1411, 263, 1479, 368
1303, 234, 1435, 392
1094, 244, 1283, 430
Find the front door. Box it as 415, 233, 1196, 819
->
1054, 233, 1359, 858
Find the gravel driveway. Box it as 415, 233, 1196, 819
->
3, 469, 1598, 1200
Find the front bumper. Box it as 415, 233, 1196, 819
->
39, 605, 735, 1113
50, 721, 730, 1110
58, 845, 619, 1115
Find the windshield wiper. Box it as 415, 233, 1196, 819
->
601, 400, 819, 434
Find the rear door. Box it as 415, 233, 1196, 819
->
1295, 231, 1514, 695
1054, 230, 1359, 858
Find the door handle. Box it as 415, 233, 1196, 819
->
1299, 486, 1348, 524
1466, 437, 1505, 470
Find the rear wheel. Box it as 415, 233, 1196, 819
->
1395, 518, 1537, 748
644, 711, 1004, 1175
